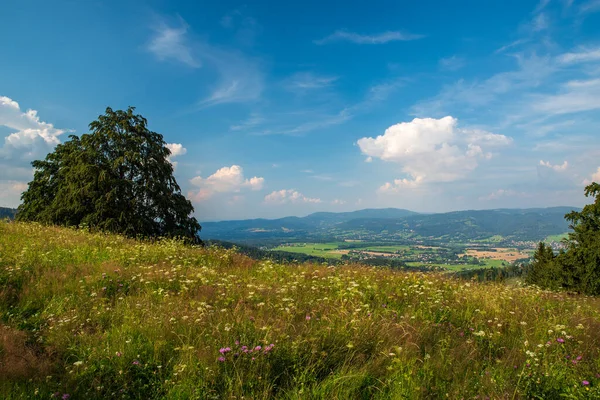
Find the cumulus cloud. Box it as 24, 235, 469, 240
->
357, 116, 512, 188
264, 189, 321, 204
314, 30, 424, 45
189, 165, 264, 201
583, 167, 600, 185
378, 177, 424, 193
165, 143, 186, 169
0, 96, 67, 162
539, 160, 568, 171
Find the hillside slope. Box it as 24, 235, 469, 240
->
1, 221, 599, 399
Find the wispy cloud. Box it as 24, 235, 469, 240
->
230, 113, 265, 131
284, 72, 339, 91
580, 0, 600, 14
558, 47, 600, 64
314, 30, 424, 45
148, 16, 263, 108
147, 17, 200, 68
531, 78, 600, 115
439, 56, 465, 71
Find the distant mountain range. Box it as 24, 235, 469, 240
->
0, 207, 17, 220
201, 207, 577, 244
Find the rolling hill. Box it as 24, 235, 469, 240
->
200, 206, 577, 243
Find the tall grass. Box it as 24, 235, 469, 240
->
1, 221, 600, 399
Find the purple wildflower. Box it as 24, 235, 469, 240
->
132, 360, 140, 365
577, 355, 583, 361
218, 356, 226, 362
557, 338, 565, 343
219, 347, 231, 354
254, 345, 262, 351
583, 380, 590, 386
306, 315, 311, 321
62, 395, 70, 400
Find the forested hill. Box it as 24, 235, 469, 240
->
201, 206, 577, 243
0, 207, 17, 220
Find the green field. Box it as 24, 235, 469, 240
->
271, 242, 345, 259
545, 232, 569, 242
3, 221, 600, 399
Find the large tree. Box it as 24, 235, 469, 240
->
17, 107, 201, 242
527, 183, 600, 294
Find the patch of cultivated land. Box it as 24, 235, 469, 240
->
3, 222, 600, 398
464, 247, 531, 262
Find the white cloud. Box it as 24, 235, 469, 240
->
148, 16, 263, 108
0, 180, 28, 207
539, 160, 568, 171
378, 177, 424, 193
532, 78, 600, 115
583, 167, 600, 185
147, 18, 200, 68
357, 116, 511, 184
412, 54, 556, 117
314, 30, 424, 45
0, 96, 67, 162
264, 189, 321, 204
365, 156, 373, 163
558, 47, 600, 64
331, 199, 346, 205
189, 165, 264, 201
230, 113, 264, 131
165, 143, 187, 170
284, 72, 339, 91
479, 189, 532, 201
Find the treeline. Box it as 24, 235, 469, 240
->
526, 183, 600, 295
451, 263, 532, 282
205, 240, 334, 264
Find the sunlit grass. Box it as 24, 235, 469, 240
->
1, 221, 600, 399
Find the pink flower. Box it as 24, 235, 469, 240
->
557, 338, 565, 343
254, 345, 262, 351
582, 380, 590, 386
218, 356, 226, 362
305, 315, 311, 321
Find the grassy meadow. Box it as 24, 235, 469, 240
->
2, 221, 600, 399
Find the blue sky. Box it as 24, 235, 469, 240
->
1, 0, 600, 221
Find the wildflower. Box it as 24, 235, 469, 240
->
132, 360, 140, 365
218, 356, 226, 362
306, 315, 311, 321
254, 345, 262, 351
219, 347, 232, 354
556, 338, 565, 343
116, 352, 122, 357
583, 381, 590, 386
62, 395, 70, 400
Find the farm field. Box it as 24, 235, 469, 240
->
1, 221, 600, 399
271, 242, 531, 270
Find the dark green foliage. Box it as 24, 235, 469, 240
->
527, 183, 600, 294
16, 107, 201, 242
